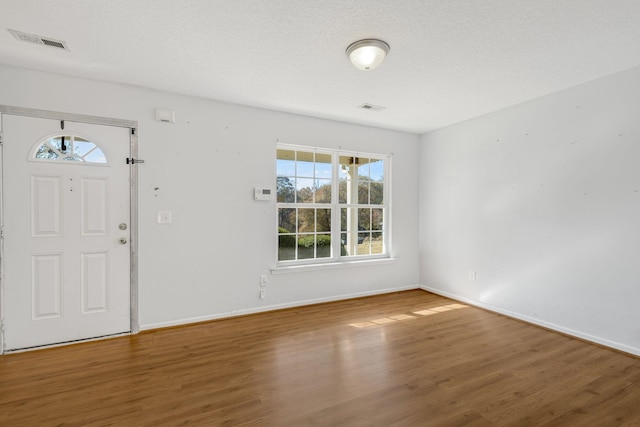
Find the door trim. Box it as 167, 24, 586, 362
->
0, 105, 140, 354
0, 105, 137, 129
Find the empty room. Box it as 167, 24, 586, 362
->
1, 1, 640, 425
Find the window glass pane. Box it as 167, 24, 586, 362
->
315, 179, 331, 203
35, 141, 60, 160
83, 147, 107, 163
278, 234, 296, 261
342, 207, 359, 256
296, 178, 314, 203
340, 232, 352, 256
317, 234, 331, 258
339, 156, 355, 204
315, 153, 332, 179
358, 232, 370, 255
372, 208, 383, 231
370, 159, 384, 181
278, 208, 296, 232
73, 137, 106, 164
277, 177, 296, 202
339, 155, 354, 175
358, 208, 371, 231
370, 158, 384, 204
357, 159, 370, 179
298, 235, 315, 259
358, 181, 370, 204
317, 208, 331, 232
371, 232, 383, 254
370, 181, 383, 205
296, 151, 314, 177
73, 138, 93, 156
340, 206, 361, 257
357, 159, 372, 204
73, 137, 106, 163
49, 137, 63, 151
277, 149, 296, 176
338, 179, 347, 204
298, 208, 315, 232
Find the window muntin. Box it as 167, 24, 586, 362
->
31, 135, 108, 165
277, 145, 388, 264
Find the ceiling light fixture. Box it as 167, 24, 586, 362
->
346, 39, 390, 71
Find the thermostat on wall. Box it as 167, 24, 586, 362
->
254, 188, 273, 201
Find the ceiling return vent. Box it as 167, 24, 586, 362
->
8, 29, 70, 50
357, 103, 386, 112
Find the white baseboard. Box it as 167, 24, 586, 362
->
141, 285, 420, 331
419, 285, 640, 357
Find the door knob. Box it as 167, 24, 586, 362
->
119, 237, 127, 245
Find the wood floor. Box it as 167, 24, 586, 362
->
1, 290, 640, 426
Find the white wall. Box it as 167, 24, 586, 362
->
0, 64, 420, 329
419, 65, 640, 355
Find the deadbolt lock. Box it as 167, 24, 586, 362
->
119, 223, 128, 230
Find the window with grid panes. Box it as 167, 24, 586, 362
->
277, 145, 388, 264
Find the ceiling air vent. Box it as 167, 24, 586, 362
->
358, 103, 385, 112
8, 29, 70, 51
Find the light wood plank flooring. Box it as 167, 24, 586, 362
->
1, 289, 640, 426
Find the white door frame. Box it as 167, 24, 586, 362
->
0, 105, 140, 353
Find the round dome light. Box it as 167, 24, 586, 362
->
346, 39, 390, 71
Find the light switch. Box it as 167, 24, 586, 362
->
157, 211, 172, 224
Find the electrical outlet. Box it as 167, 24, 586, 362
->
469, 270, 476, 281
260, 275, 267, 287
260, 289, 266, 299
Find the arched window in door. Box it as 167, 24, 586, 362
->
31, 135, 108, 165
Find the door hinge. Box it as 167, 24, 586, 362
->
0, 319, 4, 333
0, 226, 3, 239
126, 158, 145, 165
0, 130, 3, 145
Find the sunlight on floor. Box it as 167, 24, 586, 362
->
413, 303, 468, 316
349, 303, 469, 328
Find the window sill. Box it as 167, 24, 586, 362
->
271, 257, 396, 275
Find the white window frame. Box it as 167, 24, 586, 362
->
276, 144, 391, 267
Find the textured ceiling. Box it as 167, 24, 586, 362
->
1, 0, 640, 134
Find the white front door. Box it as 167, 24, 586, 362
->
2, 114, 131, 351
